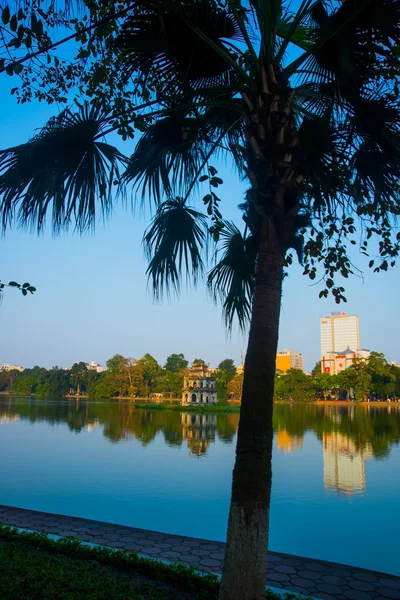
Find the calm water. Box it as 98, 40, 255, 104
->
0, 398, 399, 575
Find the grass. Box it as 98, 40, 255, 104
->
0, 525, 309, 600
135, 403, 241, 412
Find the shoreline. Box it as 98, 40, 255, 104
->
1, 392, 399, 409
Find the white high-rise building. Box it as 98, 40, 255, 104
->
320, 312, 360, 357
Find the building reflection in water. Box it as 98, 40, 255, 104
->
323, 432, 373, 495
86, 419, 100, 432
276, 429, 304, 453
0, 414, 19, 424
181, 413, 217, 457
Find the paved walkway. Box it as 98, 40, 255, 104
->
0, 505, 399, 600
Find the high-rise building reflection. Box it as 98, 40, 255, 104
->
323, 432, 372, 494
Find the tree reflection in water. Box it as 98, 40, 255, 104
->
0, 399, 399, 465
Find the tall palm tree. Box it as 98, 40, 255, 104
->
1, 1, 400, 598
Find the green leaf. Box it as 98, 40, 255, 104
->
2, 6, 10, 25
22, 282, 30, 288
8, 281, 19, 287
10, 14, 17, 31
21, 288, 27, 296
13, 63, 23, 74
199, 175, 209, 182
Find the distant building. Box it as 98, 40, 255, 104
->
85, 361, 103, 373
208, 367, 220, 375
276, 350, 303, 373
321, 348, 370, 375
320, 312, 367, 374
182, 361, 217, 405
0, 363, 24, 372
320, 312, 360, 358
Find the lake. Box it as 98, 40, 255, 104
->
0, 397, 399, 576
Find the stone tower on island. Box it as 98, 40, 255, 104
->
182, 361, 218, 405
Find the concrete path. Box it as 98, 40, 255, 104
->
0, 505, 399, 600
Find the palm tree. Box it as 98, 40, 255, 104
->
1, 1, 400, 598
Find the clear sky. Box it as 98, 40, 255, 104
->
1, 74, 400, 373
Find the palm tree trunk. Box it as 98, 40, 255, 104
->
219, 222, 284, 600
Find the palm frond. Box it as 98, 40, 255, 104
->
351, 96, 400, 152
0, 103, 127, 233
250, 0, 282, 64
123, 102, 245, 206
113, 0, 244, 94
283, 0, 382, 91
123, 116, 203, 205
351, 141, 400, 206
276, 0, 315, 61
207, 222, 256, 331
143, 196, 207, 299
295, 115, 348, 211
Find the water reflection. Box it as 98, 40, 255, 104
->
0, 399, 400, 461
276, 430, 304, 453
0, 398, 399, 573
323, 432, 372, 494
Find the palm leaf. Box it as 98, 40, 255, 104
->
113, 0, 243, 93
0, 103, 127, 233
207, 222, 256, 331
276, 0, 315, 61
123, 116, 203, 205
295, 115, 348, 211
123, 102, 245, 206
351, 141, 400, 206
143, 196, 207, 299
350, 96, 400, 152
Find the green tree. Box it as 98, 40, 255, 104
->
0, 370, 16, 392
274, 369, 314, 402
367, 352, 396, 399
311, 361, 322, 377
138, 354, 161, 397
313, 373, 337, 400
1, 1, 400, 597
337, 368, 355, 400
227, 373, 244, 401
69, 362, 88, 395
44, 367, 69, 398
338, 361, 371, 401
218, 359, 236, 377
164, 353, 188, 372
217, 359, 237, 400
158, 370, 184, 398
102, 354, 144, 397
192, 359, 206, 366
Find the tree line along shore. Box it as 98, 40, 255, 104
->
1, 351, 399, 404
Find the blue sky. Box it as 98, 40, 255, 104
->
1, 72, 400, 373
